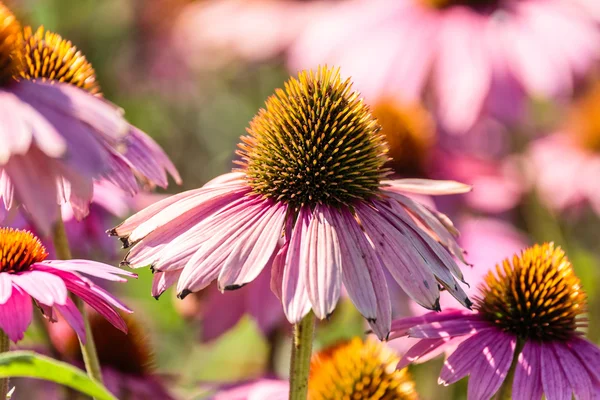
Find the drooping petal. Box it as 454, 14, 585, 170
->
468, 333, 515, 400
567, 337, 600, 382
270, 243, 288, 301
54, 297, 86, 343
541, 341, 571, 400
303, 205, 342, 320
35, 260, 136, 282
552, 341, 593, 400
382, 179, 472, 195
397, 338, 449, 370
390, 309, 475, 339
0, 286, 32, 342
0, 273, 12, 304
11, 270, 68, 306
408, 319, 492, 339
282, 207, 311, 323
513, 340, 543, 400
151, 270, 181, 299
218, 202, 286, 289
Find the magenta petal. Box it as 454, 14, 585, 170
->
54, 297, 86, 343
408, 319, 492, 339
439, 329, 500, 386
0, 273, 12, 304
303, 205, 342, 319
36, 260, 136, 281
282, 207, 311, 323
468, 332, 515, 400
567, 337, 600, 382
217, 202, 286, 289
552, 342, 593, 400
390, 309, 476, 338
0, 285, 32, 342
397, 338, 448, 369
541, 341, 571, 400
11, 270, 68, 306
513, 341, 543, 400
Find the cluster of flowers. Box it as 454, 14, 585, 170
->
0, 0, 599, 399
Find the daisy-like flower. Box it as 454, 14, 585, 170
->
0, 228, 134, 342
214, 337, 418, 400
389, 243, 599, 400
48, 312, 174, 400
0, 3, 179, 234
289, 0, 600, 133
111, 66, 471, 339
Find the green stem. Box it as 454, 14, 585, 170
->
0, 329, 9, 398
51, 215, 103, 384
289, 312, 315, 400
495, 338, 525, 400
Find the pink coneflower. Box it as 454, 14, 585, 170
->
290, 0, 600, 134
111, 66, 471, 339
390, 243, 599, 400
0, 6, 179, 234
0, 228, 134, 342
48, 312, 174, 400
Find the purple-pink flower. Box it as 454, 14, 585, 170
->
0, 8, 179, 234
0, 228, 134, 342
290, 0, 600, 134
111, 66, 471, 339
390, 243, 599, 400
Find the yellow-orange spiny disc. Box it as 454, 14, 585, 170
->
0, 2, 22, 86
0, 228, 48, 273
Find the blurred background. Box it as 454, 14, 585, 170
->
6, 0, 600, 398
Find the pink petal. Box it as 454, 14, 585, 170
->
0, 285, 32, 342
390, 309, 475, 338
12, 270, 68, 306
218, 202, 286, 289
282, 207, 312, 323
366, 250, 392, 341
151, 270, 181, 299
0, 273, 12, 304
408, 319, 492, 339
330, 209, 378, 321
269, 243, 288, 301
552, 342, 593, 400
36, 260, 136, 281
541, 341, 571, 400
0, 92, 33, 164
468, 333, 516, 400
439, 329, 501, 385
567, 337, 600, 382
513, 340, 543, 400
382, 179, 471, 195
397, 338, 449, 370
0, 169, 13, 210
303, 205, 342, 320
54, 297, 86, 343
203, 172, 246, 188
355, 203, 439, 310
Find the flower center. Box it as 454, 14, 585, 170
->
0, 228, 48, 273
20, 26, 100, 94
476, 243, 587, 341
372, 99, 435, 176
0, 2, 22, 86
237, 66, 389, 208
565, 80, 600, 152
308, 338, 417, 400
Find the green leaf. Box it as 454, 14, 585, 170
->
0, 351, 116, 400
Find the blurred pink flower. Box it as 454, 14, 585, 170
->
173, 0, 334, 68
390, 243, 598, 400
290, 0, 600, 133
212, 379, 288, 400
111, 67, 472, 340
0, 228, 134, 342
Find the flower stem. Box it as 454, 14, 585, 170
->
0, 329, 9, 398
52, 215, 103, 383
495, 338, 525, 400
289, 312, 315, 400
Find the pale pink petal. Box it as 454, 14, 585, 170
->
513, 340, 543, 400
330, 208, 378, 321
408, 319, 492, 339
0, 169, 13, 210
270, 242, 288, 301
383, 179, 472, 195
397, 338, 449, 370
365, 251, 392, 341
552, 342, 593, 400
303, 205, 342, 319
541, 341, 571, 400
439, 329, 501, 385
0, 285, 32, 342
36, 260, 136, 282
203, 172, 246, 188
356, 203, 439, 310
218, 202, 286, 289
152, 270, 181, 299
0, 92, 33, 164
282, 207, 311, 323
54, 297, 85, 343
0, 273, 12, 304
390, 309, 475, 338
468, 333, 516, 400
11, 271, 68, 306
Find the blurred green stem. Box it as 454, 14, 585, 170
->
0, 329, 9, 398
52, 215, 103, 384
289, 312, 315, 400
495, 338, 525, 400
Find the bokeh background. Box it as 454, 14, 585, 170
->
6, 0, 600, 398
